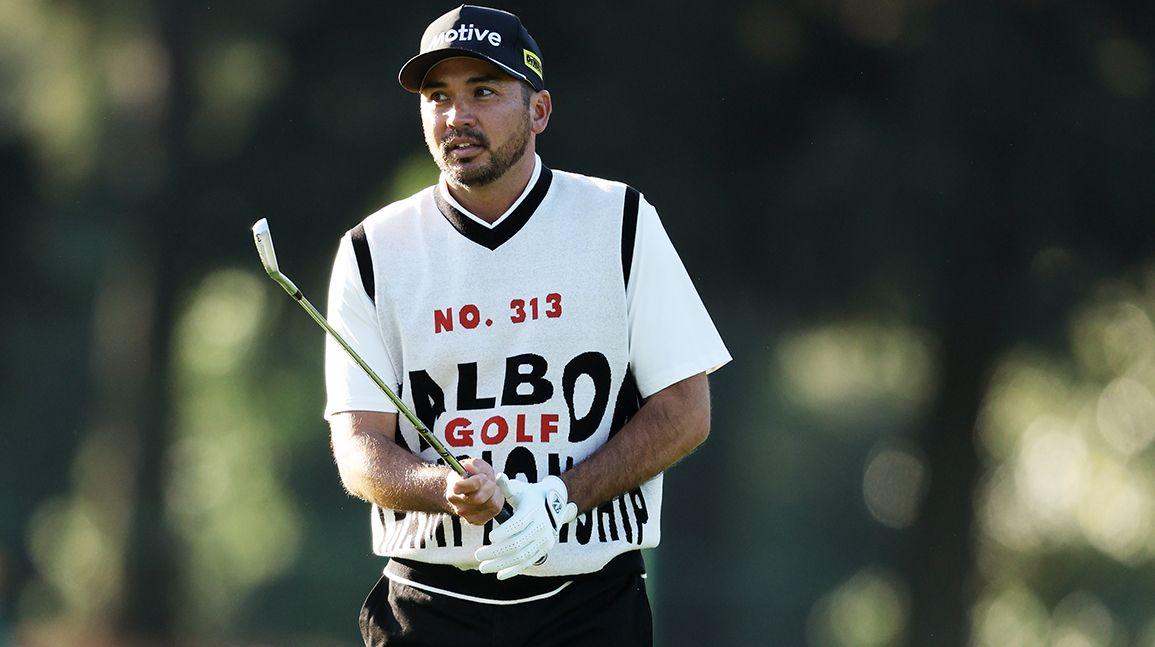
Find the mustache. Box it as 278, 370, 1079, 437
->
441, 128, 490, 150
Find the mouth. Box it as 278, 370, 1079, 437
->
448, 144, 484, 159
443, 135, 488, 161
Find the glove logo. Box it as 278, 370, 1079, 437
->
548, 490, 564, 516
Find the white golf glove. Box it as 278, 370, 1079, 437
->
474, 475, 578, 580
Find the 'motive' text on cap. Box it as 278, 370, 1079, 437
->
398, 5, 545, 93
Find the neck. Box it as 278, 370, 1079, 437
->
445, 150, 537, 223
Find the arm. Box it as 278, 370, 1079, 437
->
561, 372, 711, 512
474, 372, 710, 579
558, 196, 723, 510
477, 196, 728, 578
324, 235, 504, 524
329, 410, 505, 524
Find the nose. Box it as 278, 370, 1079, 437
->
445, 99, 476, 130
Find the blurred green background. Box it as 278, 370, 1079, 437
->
3, 0, 1155, 645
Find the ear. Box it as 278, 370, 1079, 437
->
530, 90, 552, 135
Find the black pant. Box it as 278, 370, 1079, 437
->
359, 571, 653, 646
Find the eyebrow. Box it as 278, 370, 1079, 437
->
422, 74, 505, 91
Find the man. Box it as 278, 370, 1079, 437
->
324, 5, 730, 645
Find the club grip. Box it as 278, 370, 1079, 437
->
495, 501, 514, 524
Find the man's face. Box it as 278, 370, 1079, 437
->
420, 57, 533, 187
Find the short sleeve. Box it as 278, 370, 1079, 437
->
627, 197, 732, 398
323, 234, 400, 419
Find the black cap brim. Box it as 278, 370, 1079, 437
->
398, 49, 539, 93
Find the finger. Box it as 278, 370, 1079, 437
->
451, 474, 485, 495
453, 490, 488, 511
467, 479, 495, 503
446, 492, 469, 508
485, 479, 505, 506
478, 539, 543, 576
495, 473, 513, 498
460, 489, 504, 526
488, 511, 534, 543
474, 521, 542, 562
496, 561, 533, 580
474, 535, 517, 564
495, 539, 549, 580
446, 493, 476, 514
459, 458, 481, 476
461, 457, 495, 479
456, 499, 499, 524
462, 511, 493, 526
496, 474, 527, 507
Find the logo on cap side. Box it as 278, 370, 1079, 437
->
523, 50, 543, 79
429, 24, 502, 47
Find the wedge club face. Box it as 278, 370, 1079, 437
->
252, 218, 280, 275
251, 218, 298, 295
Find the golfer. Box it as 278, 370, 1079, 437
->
324, 5, 731, 644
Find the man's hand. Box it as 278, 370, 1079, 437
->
445, 458, 505, 525
474, 475, 578, 580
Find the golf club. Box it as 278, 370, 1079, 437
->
252, 218, 513, 523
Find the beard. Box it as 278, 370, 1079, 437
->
431, 117, 531, 187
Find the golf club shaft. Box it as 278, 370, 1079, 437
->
293, 289, 448, 459
265, 257, 513, 523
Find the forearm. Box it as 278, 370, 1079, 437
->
560, 373, 711, 512
330, 411, 453, 514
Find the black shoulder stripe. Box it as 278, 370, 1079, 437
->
350, 223, 375, 303
621, 186, 640, 289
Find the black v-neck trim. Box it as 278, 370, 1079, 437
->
433, 167, 554, 251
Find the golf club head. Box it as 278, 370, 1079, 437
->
251, 218, 280, 275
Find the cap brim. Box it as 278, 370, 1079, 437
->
398, 49, 536, 93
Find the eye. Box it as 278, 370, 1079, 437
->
474, 87, 495, 98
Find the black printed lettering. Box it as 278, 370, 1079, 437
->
503, 446, 538, 484
434, 514, 447, 548
408, 370, 445, 452
563, 351, 612, 442
596, 500, 619, 542
575, 509, 594, 545
450, 514, 463, 547
457, 362, 496, 410
501, 353, 553, 406
630, 487, 649, 545
617, 495, 633, 543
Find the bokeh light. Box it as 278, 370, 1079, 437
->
778, 320, 937, 431
1098, 37, 1153, 97
862, 445, 928, 529
190, 38, 287, 158
808, 567, 910, 647
973, 268, 1155, 645
972, 584, 1049, 647
1096, 377, 1155, 456
166, 270, 302, 632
